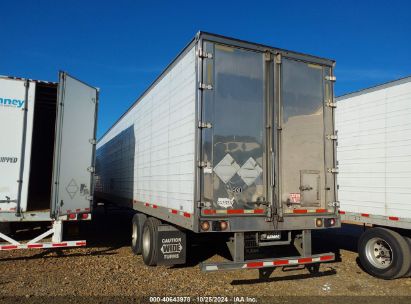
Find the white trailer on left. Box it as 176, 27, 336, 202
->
0, 73, 98, 250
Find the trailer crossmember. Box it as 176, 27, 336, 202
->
0, 220, 86, 251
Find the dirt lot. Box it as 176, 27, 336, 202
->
1, 208, 411, 303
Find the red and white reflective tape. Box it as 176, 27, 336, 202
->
134, 200, 192, 218
290, 209, 332, 214
0, 240, 86, 251
0, 207, 17, 212
339, 210, 405, 222
202, 253, 335, 271
242, 255, 334, 269
202, 209, 265, 215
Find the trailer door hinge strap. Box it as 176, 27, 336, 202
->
275, 53, 282, 64
198, 161, 211, 168
327, 168, 339, 173
326, 134, 338, 140
326, 101, 337, 108
199, 83, 213, 90
325, 75, 337, 82
198, 121, 212, 129
328, 201, 340, 207
87, 166, 95, 173
197, 49, 213, 59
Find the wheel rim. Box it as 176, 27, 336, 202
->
132, 222, 137, 248
142, 226, 151, 257
365, 237, 393, 269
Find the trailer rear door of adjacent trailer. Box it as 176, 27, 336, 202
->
0, 78, 35, 213
51, 72, 98, 217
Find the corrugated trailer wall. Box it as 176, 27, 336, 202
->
95, 46, 197, 214
336, 79, 411, 219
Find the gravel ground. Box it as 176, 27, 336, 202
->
1, 208, 411, 302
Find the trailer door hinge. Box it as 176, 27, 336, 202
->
327, 168, 339, 174
275, 53, 282, 64
198, 121, 212, 129
326, 134, 338, 140
326, 101, 337, 108
264, 51, 272, 61
325, 75, 337, 82
89, 138, 96, 145
328, 201, 340, 207
87, 166, 95, 173
86, 195, 93, 201
199, 82, 213, 90
197, 48, 213, 59
198, 161, 211, 168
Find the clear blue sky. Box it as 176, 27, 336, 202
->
1, 1, 410, 138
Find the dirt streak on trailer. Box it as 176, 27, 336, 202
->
95, 31, 340, 275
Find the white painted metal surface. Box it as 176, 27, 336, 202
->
336, 77, 411, 220
96, 46, 197, 214
51, 73, 98, 216
0, 78, 35, 213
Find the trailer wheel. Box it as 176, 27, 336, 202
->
131, 213, 147, 255
358, 227, 411, 279
403, 237, 411, 277
142, 217, 161, 266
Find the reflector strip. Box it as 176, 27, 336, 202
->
298, 257, 313, 263
293, 209, 307, 214
203, 209, 216, 215
340, 211, 406, 223
201, 253, 335, 271
139, 201, 193, 219
0, 240, 86, 251
320, 255, 334, 261
0, 208, 17, 212
273, 259, 289, 266
246, 262, 264, 268
202, 209, 265, 215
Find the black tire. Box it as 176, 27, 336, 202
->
403, 236, 411, 277
358, 227, 411, 279
131, 213, 147, 255
142, 217, 162, 266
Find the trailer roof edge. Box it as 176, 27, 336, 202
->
336, 75, 411, 101
98, 31, 335, 143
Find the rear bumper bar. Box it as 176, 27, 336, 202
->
200, 252, 335, 272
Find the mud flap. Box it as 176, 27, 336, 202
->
156, 225, 186, 265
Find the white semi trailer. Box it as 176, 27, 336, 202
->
95, 32, 340, 274
0, 72, 98, 250
336, 76, 411, 279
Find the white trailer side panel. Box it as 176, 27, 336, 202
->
336, 79, 411, 219
0, 78, 35, 212
96, 46, 196, 214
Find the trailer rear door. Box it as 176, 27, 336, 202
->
51, 72, 98, 217
0, 78, 35, 214
278, 59, 335, 213
201, 43, 267, 214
